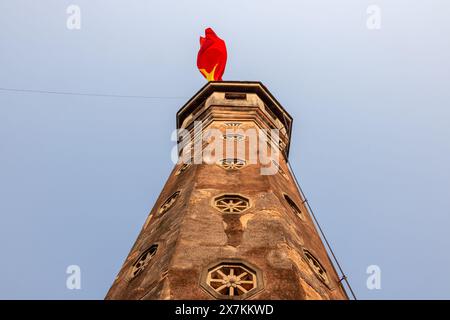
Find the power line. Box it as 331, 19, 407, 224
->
0, 87, 187, 100
286, 160, 357, 300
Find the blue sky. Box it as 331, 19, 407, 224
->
1, 0, 449, 299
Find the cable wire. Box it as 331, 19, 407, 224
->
286, 160, 357, 300
0, 87, 187, 100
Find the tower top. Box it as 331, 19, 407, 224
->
177, 81, 294, 157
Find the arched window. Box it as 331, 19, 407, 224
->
175, 163, 191, 175
283, 194, 304, 219
272, 160, 289, 180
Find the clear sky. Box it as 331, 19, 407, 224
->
1, 0, 449, 299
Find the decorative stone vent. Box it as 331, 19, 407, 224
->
223, 133, 245, 141
129, 244, 158, 279
218, 158, 246, 170
225, 92, 247, 100
303, 249, 329, 285
213, 194, 250, 213
200, 261, 263, 299
224, 122, 242, 127
283, 194, 304, 219
158, 191, 180, 215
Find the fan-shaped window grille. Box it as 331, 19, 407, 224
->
304, 249, 329, 284
223, 133, 245, 141
129, 244, 158, 279
158, 191, 180, 215
218, 158, 246, 170
205, 263, 258, 298
283, 194, 304, 219
213, 194, 250, 213
225, 122, 242, 127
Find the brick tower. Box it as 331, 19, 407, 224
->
106, 81, 348, 300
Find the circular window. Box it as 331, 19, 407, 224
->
159, 191, 180, 215
213, 194, 251, 213
129, 244, 158, 279
201, 261, 263, 299
303, 249, 329, 285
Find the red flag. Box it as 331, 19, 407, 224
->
197, 28, 227, 81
